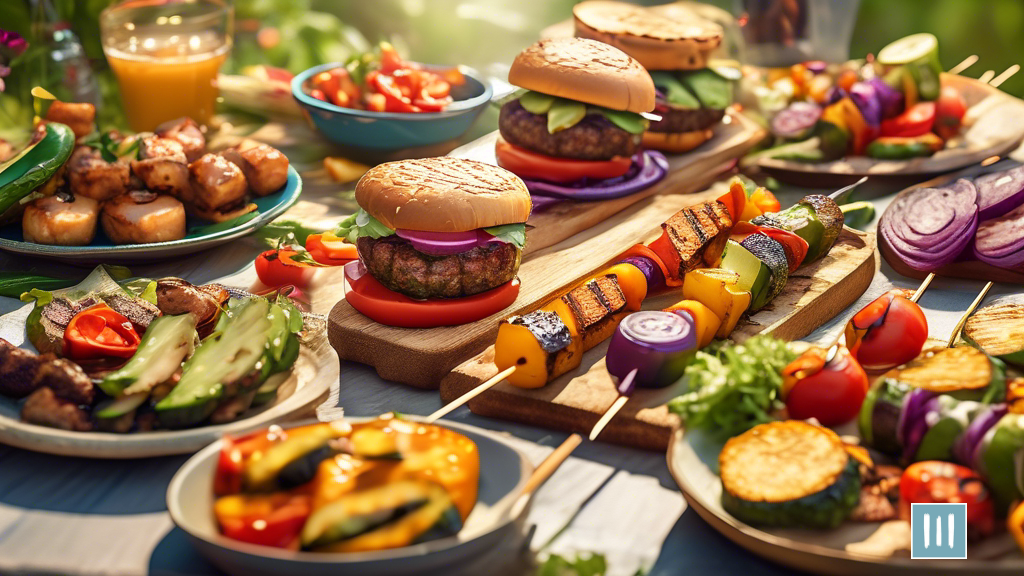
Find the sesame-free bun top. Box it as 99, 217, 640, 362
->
508, 37, 656, 113
573, 1, 723, 71
355, 157, 532, 232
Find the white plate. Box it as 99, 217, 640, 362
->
0, 317, 338, 459
667, 427, 1024, 575
168, 418, 534, 576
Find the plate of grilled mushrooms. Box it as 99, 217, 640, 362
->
0, 97, 300, 262
0, 266, 338, 458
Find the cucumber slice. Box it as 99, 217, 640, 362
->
518, 90, 556, 114
679, 69, 732, 110
94, 392, 148, 420
878, 33, 939, 66
99, 314, 198, 397
251, 372, 288, 406
719, 240, 770, 299
840, 201, 876, 230
547, 100, 586, 133
650, 71, 700, 109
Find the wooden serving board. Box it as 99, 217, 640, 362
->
327, 115, 766, 388
439, 227, 876, 451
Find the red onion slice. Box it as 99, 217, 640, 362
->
606, 310, 697, 391
955, 403, 1008, 468
521, 150, 669, 201
395, 229, 500, 256
976, 165, 1024, 220
879, 179, 979, 271
974, 202, 1024, 267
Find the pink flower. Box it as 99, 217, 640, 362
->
0, 30, 27, 56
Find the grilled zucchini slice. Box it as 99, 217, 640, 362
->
720, 420, 860, 528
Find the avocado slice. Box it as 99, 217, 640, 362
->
678, 69, 732, 110
719, 240, 770, 307
650, 71, 700, 109
740, 234, 789, 310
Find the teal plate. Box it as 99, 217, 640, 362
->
0, 166, 302, 263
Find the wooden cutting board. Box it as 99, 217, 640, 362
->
439, 227, 877, 451
327, 114, 765, 388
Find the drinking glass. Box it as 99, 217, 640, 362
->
100, 0, 232, 131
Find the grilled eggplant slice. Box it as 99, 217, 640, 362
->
964, 300, 1024, 367
720, 420, 860, 528
884, 346, 1005, 401
739, 234, 789, 310
562, 274, 627, 350
800, 194, 844, 257
302, 480, 462, 552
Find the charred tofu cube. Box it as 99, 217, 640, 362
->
188, 153, 248, 212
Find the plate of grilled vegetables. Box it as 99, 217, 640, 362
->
0, 266, 338, 458
666, 287, 1024, 574
0, 95, 300, 262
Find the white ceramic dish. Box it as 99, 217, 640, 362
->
667, 426, 1024, 575
0, 316, 338, 459
167, 418, 534, 576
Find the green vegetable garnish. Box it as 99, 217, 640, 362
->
667, 335, 797, 438
334, 209, 395, 243
516, 90, 648, 135
649, 71, 700, 109
548, 100, 587, 133
483, 222, 527, 250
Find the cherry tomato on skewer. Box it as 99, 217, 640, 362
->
899, 461, 995, 541
845, 289, 929, 372
781, 344, 869, 426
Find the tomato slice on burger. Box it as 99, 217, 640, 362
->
343, 261, 519, 328
495, 139, 632, 184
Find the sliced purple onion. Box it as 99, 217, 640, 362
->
903, 394, 943, 462
867, 77, 904, 119
973, 201, 1024, 268
975, 166, 1024, 220
396, 228, 501, 256
955, 404, 1008, 468
823, 86, 846, 106
606, 310, 697, 391
521, 150, 669, 201
898, 387, 937, 453
804, 60, 828, 74
879, 179, 979, 271
850, 82, 882, 126
620, 255, 665, 293
771, 102, 821, 140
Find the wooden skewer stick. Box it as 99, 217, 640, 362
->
991, 65, 1021, 88
910, 272, 936, 304
424, 365, 516, 424
521, 433, 583, 495
946, 282, 994, 348
949, 55, 979, 76
979, 70, 997, 85
828, 176, 869, 203
589, 368, 638, 441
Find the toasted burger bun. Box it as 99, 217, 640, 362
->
509, 37, 655, 114
573, 1, 723, 71
642, 129, 713, 154
355, 157, 532, 232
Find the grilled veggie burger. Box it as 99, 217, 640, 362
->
573, 0, 731, 153
337, 157, 531, 301
496, 37, 668, 199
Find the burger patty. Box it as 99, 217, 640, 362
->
498, 100, 640, 161
357, 236, 521, 300
647, 103, 725, 134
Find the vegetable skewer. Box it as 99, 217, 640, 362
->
946, 281, 993, 348
425, 365, 516, 423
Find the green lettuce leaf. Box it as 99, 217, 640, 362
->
483, 223, 526, 250
649, 71, 700, 109
334, 209, 395, 243
519, 91, 647, 135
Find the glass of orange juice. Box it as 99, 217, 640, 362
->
100, 0, 232, 132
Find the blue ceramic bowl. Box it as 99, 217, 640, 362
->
292, 63, 493, 152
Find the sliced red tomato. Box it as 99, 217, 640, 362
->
64, 303, 141, 360
305, 232, 358, 266
495, 139, 632, 184
782, 345, 869, 426
255, 249, 320, 289
343, 261, 519, 328
373, 74, 419, 113
900, 461, 995, 540
881, 102, 936, 138
935, 84, 967, 140
844, 289, 928, 372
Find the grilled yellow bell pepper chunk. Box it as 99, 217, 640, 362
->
664, 299, 722, 348
682, 269, 751, 338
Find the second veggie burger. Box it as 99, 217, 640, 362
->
573, 0, 732, 153
337, 157, 532, 328
496, 37, 669, 199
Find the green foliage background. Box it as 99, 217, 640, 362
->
1, 0, 1021, 133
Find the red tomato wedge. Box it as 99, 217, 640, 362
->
255, 249, 319, 289
881, 102, 936, 138
64, 303, 141, 360
343, 261, 520, 328
495, 139, 632, 184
